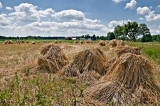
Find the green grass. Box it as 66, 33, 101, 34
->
125, 42, 160, 64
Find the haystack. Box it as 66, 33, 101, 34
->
54, 41, 58, 44
59, 41, 62, 43
79, 41, 84, 44
85, 40, 91, 44
31, 41, 36, 44
116, 45, 140, 57
4, 40, 13, 44
16, 40, 24, 44
116, 40, 125, 46
84, 53, 160, 105
37, 44, 68, 73
61, 48, 106, 81
108, 39, 117, 47
74, 41, 79, 44
98, 41, 106, 46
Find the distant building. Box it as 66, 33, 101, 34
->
79, 38, 86, 40
87, 38, 92, 41
72, 38, 77, 40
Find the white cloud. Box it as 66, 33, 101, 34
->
139, 17, 144, 20
0, 2, 2, 9
109, 20, 131, 28
137, 7, 150, 15
9, 3, 40, 22
157, 5, 160, 8
7, 20, 108, 37
145, 11, 160, 22
0, 3, 109, 37
150, 29, 160, 35
54, 9, 85, 21
125, 0, 137, 9
113, 0, 125, 3
6, 7, 13, 11
39, 8, 55, 17
0, 14, 12, 26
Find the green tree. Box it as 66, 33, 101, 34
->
122, 21, 138, 41
138, 23, 152, 42
92, 34, 96, 40
85, 34, 90, 39
107, 32, 115, 40
114, 25, 123, 39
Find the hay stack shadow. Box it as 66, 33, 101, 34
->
35, 44, 69, 73
60, 48, 106, 84
84, 46, 160, 105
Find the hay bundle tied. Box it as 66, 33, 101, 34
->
116, 40, 125, 46
98, 40, 106, 46
37, 44, 68, 73
108, 39, 117, 47
84, 53, 160, 105
85, 40, 91, 44
31, 41, 36, 44
61, 48, 106, 82
74, 41, 79, 44
54, 41, 58, 43
79, 41, 84, 44
116, 45, 140, 57
4, 40, 13, 44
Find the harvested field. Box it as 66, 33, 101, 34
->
0, 41, 159, 105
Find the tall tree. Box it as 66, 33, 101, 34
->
114, 25, 123, 39
92, 34, 96, 40
107, 32, 115, 40
138, 23, 152, 42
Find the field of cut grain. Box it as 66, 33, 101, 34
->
0, 41, 159, 105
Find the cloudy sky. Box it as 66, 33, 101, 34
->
0, 0, 160, 37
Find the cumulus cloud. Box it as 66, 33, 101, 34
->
39, 8, 54, 17
145, 11, 160, 22
136, 6, 160, 22
0, 3, 109, 37
54, 9, 85, 21
137, 7, 150, 15
113, 0, 125, 3
125, 0, 137, 9
6, 7, 13, 11
9, 3, 40, 22
0, 2, 2, 9
109, 20, 131, 28
0, 14, 12, 26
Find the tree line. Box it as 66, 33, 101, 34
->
107, 21, 160, 42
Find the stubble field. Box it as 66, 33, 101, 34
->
0, 41, 160, 105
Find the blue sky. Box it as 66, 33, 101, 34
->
0, 0, 160, 37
